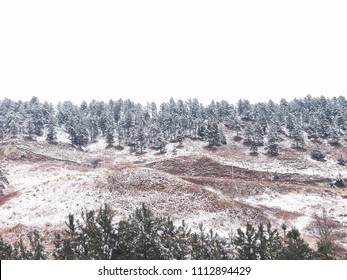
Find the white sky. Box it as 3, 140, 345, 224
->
1, 0, 347, 106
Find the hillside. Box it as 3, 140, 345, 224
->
1, 126, 346, 255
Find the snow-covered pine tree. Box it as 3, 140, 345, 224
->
27, 97, 44, 137
307, 115, 320, 141
243, 123, 253, 145
265, 125, 279, 156
176, 129, 184, 145
291, 122, 305, 149
0, 163, 9, 195
285, 113, 295, 133
249, 141, 258, 155
105, 118, 115, 147
156, 131, 167, 153
327, 125, 340, 145
0, 117, 4, 140
206, 121, 220, 147
318, 111, 330, 139
116, 125, 124, 147
128, 127, 136, 152
25, 118, 35, 139
135, 125, 146, 154
5, 112, 20, 138
237, 99, 253, 121
253, 123, 264, 146
219, 126, 227, 145
46, 116, 57, 142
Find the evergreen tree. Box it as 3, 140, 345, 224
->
233, 223, 259, 260
281, 228, 313, 260
0, 163, 9, 195
253, 123, 264, 146
243, 123, 253, 145
0, 236, 14, 259
105, 115, 115, 146
265, 125, 279, 156
27, 230, 47, 260
25, 118, 35, 139
28, 96, 44, 137
116, 125, 124, 147
206, 121, 220, 147
291, 123, 305, 149
249, 142, 258, 155
135, 125, 146, 154
128, 127, 136, 152
116, 204, 163, 259
219, 126, 227, 145
307, 115, 320, 141
0, 117, 4, 140
257, 223, 283, 260
46, 116, 57, 142
328, 125, 340, 145
176, 129, 184, 145
87, 116, 99, 143
155, 131, 167, 153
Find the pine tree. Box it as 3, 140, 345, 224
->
156, 131, 167, 153
135, 125, 146, 154
265, 125, 279, 156
128, 127, 136, 152
105, 115, 115, 146
27, 230, 47, 260
219, 127, 227, 145
291, 123, 305, 149
281, 228, 313, 260
0, 163, 9, 195
87, 116, 99, 143
46, 116, 57, 142
307, 115, 320, 141
0, 117, 4, 141
243, 123, 253, 145
253, 123, 264, 146
0, 236, 14, 259
117, 204, 163, 259
206, 121, 220, 147
249, 142, 258, 155
328, 125, 340, 145
176, 129, 184, 145
116, 125, 124, 147
256, 223, 283, 260
25, 118, 35, 139
233, 223, 259, 260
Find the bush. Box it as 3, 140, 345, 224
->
337, 156, 347, 166
310, 149, 326, 161
330, 174, 346, 188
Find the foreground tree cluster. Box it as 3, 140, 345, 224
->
0, 204, 342, 260
1, 95, 347, 154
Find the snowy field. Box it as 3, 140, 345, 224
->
1, 129, 347, 250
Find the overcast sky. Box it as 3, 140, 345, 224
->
1, 0, 347, 106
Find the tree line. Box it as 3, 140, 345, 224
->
1, 95, 347, 155
0, 204, 342, 260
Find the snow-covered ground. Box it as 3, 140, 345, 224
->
1, 129, 347, 250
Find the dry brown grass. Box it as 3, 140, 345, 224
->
0, 191, 19, 206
